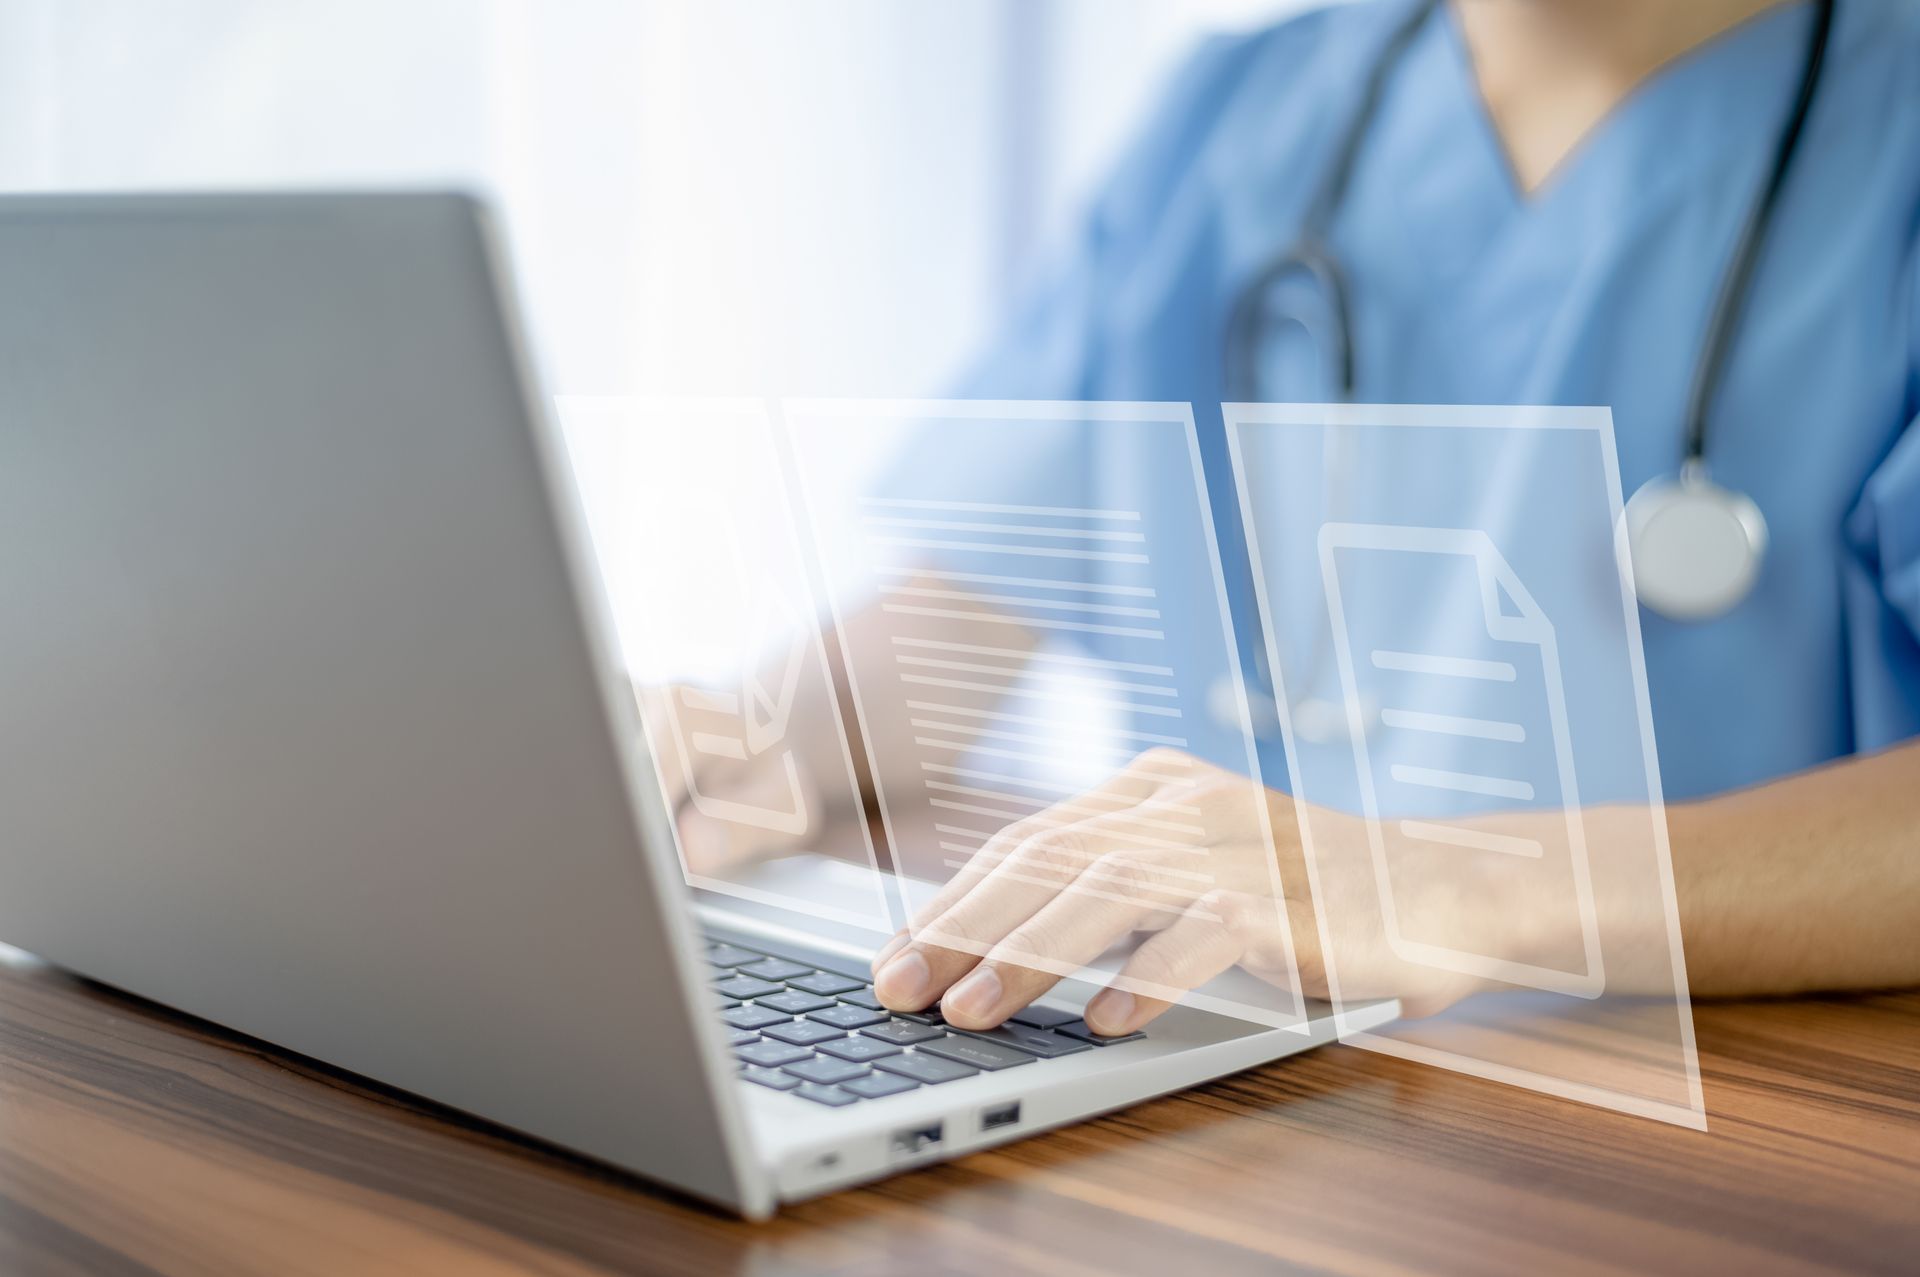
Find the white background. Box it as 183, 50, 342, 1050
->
0, 0, 1317, 669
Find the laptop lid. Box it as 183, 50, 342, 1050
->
0, 191, 770, 1216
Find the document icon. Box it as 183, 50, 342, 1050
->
1319, 523, 1605, 998
661, 555, 813, 838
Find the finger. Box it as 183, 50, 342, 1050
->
904, 796, 1223, 1023
1082, 891, 1251, 1035
905, 809, 1063, 935
876, 750, 1212, 1011
868, 930, 911, 974
894, 741, 1198, 940
903, 748, 1198, 934
940, 879, 1157, 1029
876, 822, 1100, 1011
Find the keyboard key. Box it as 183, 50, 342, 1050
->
861, 1019, 947, 1046
737, 1039, 814, 1068
714, 975, 785, 1000
807, 1004, 890, 1030
1007, 1004, 1081, 1030
787, 971, 866, 997
707, 943, 762, 968
1054, 1019, 1146, 1045
837, 987, 886, 1011
952, 1022, 1092, 1059
722, 1004, 791, 1031
740, 1065, 801, 1092
817, 1036, 902, 1063
738, 957, 814, 982
715, 994, 742, 1009
799, 957, 876, 981
757, 989, 836, 1015
784, 1056, 871, 1086
872, 1052, 979, 1085
843, 1072, 920, 1099
916, 1034, 1037, 1072
762, 1020, 845, 1047
725, 1027, 759, 1048
895, 1005, 946, 1025
793, 1082, 859, 1108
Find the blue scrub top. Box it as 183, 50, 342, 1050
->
927, 0, 1920, 801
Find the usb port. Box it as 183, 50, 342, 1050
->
890, 1123, 943, 1157
980, 1101, 1021, 1131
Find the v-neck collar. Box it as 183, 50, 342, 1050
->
1432, 0, 1817, 215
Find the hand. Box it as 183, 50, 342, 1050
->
870, 748, 1530, 1035
639, 573, 1037, 878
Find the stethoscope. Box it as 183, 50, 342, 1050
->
1212, 0, 1834, 741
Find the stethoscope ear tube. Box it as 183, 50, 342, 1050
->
1224, 242, 1354, 404
1222, 0, 1436, 404
1677, 0, 1834, 473
1224, 0, 1833, 641
1213, 0, 1836, 737
1627, 0, 1831, 620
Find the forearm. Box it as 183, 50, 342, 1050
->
1662, 740, 1920, 997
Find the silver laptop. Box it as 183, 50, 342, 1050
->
0, 191, 1395, 1217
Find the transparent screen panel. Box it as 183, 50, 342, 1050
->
1227, 403, 1703, 1126
785, 400, 1307, 1029
557, 397, 890, 930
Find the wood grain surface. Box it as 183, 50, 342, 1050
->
0, 948, 1913, 1277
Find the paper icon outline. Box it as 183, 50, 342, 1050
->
1318, 521, 1606, 999
656, 525, 814, 838
781, 397, 1313, 1032
1225, 402, 1704, 1129
553, 393, 898, 932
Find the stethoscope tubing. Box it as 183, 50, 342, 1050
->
1224, 0, 1437, 404
1215, 0, 1835, 731
1680, 0, 1833, 466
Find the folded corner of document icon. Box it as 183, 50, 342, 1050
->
1317, 523, 1606, 999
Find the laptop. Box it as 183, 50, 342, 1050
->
0, 191, 1396, 1217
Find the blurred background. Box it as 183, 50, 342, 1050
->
0, 0, 1320, 676
0, 0, 1316, 398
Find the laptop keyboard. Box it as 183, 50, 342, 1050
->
705, 935, 1145, 1107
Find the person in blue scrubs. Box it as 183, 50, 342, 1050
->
688, 1, 1920, 1031
943, 0, 1919, 794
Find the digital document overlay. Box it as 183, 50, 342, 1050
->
1227, 402, 1703, 1128
783, 399, 1310, 1030
556, 396, 891, 931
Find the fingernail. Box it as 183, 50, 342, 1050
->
870, 932, 910, 973
1086, 991, 1135, 1035
874, 950, 931, 1007
945, 966, 1002, 1022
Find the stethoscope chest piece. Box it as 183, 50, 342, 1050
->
1622, 468, 1768, 621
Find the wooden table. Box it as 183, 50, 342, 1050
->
1, 947, 1914, 1277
